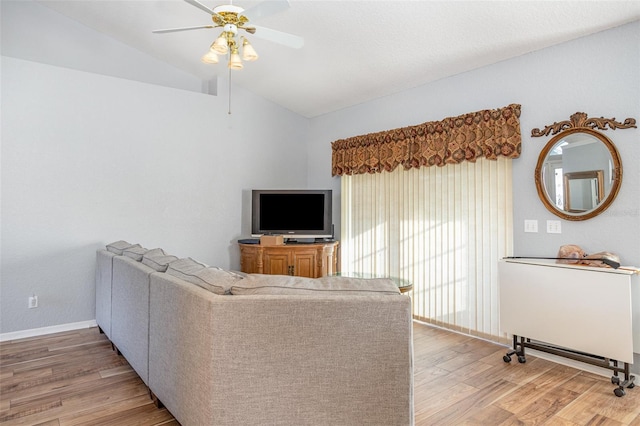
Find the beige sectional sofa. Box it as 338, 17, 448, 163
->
95, 241, 414, 425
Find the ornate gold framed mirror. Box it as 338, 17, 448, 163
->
532, 112, 636, 221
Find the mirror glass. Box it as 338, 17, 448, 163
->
535, 128, 622, 221
564, 170, 604, 213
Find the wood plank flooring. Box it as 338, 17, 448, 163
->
0, 328, 176, 426
412, 322, 640, 425
2, 322, 639, 425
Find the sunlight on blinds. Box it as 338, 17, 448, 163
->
341, 157, 513, 340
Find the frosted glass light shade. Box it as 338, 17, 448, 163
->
212, 34, 229, 54
201, 50, 219, 64
242, 38, 259, 61
229, 47, 243, 70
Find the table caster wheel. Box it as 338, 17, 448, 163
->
614, 387, 626, 397
612, 376, 620, 385
518, 355, 526, 363
628, 383, 635, 389
503, 355, 512, 363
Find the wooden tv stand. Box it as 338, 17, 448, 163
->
239, 241, 339, 278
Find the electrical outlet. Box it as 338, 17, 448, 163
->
524, 220, 538, 233
547, 220, 562, 234
28, 295, 38, 309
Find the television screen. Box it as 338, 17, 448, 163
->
251, 190, 332, 239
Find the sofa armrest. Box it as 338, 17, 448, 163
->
149, 273, 413, 426
95, 249, 116, 339
111, 255, 156, 385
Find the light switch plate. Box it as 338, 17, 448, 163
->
547, 220, 562, 234
524, 220, 538, 233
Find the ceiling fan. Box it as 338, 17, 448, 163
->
153, 0, 303, 70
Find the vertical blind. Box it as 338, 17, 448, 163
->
341, 156, 513, 340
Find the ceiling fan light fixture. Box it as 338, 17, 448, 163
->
229, 46, 244, 70
212, 32, 229, 55
241, 37, 259, 61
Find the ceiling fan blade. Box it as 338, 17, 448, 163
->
152, 25, 216, 34
183, 0, 216, 15
249, 25, 303, 49
242, 0, 291, 21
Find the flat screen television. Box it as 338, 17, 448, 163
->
251, 189, 333, 239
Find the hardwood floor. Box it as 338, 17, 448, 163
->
412, 322, 640, 425
0, 328, 176, 426
1, 322, 639, 425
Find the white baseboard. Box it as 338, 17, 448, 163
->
0, 320, 97, 342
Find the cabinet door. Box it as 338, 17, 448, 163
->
263, 252, 291, 276
291, 249, 318, 278
240, 246, 262, 274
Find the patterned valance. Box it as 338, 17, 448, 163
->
331, 104, 521, 176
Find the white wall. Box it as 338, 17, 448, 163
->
1, 61, 308, 334
1, 57, 308, 333
306, 21, 640, 371
307, 21, 640, 267
1, 1, 311, 335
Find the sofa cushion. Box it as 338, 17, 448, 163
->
166, 258, 242, 295
165, 257, 208, 281
230, 274, 400, 296
106, 240, 140, 255
166, 257, 208, 275
141, 248, 178, 272
122, 246, 148, 261
144, 248, 165, 257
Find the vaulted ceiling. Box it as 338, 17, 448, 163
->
34, 1, 640, 117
